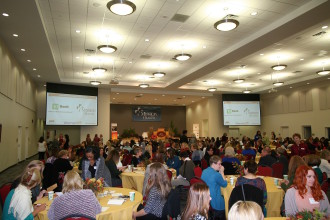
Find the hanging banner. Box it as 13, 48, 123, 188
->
111, 123, 118, 140
132, 106, 161, 122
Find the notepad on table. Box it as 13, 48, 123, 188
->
107, 199, 125, 205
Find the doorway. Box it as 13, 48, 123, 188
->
17, 126, 22, 162
25, 127, 29, 159
303, 126, 312, 139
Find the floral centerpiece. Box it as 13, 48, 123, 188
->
233, 162, 244, 176
85, 178, 104, 195
288, 209, 327, 220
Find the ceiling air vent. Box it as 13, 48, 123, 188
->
85, 48, 95, 56
140, 54, 151, 59
312, 31, 326, 37
109, 78, 119, 85
170, 14, 190, 23
292, 71, 302, 73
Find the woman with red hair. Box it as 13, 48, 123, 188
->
284, 165, 330, 217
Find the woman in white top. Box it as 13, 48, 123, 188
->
38, 136, 47, 160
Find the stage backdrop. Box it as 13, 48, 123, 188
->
110, 104, 186, 136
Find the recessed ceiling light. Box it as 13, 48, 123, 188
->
273, 82, 284, 86
214, 18, 239, 31
162, 94, 165, 97
75, 30, 81, 33
182, 96, 186, 98
257, 73, 261, 75
13, 34, 18, 37
173, 100, 177, 102
153, 72, 166, 77
271, 64, 287, 71
37, 75, 41, 78
107, 0, 137, 16
139, 83, 149, 88
129, 61, 133, 64
116, 92, 120, 95
33, 68, 37, 71
250, 12, 258, 16
43, 84, 46, 87
202, 45, 207, 49
2, 13, 9, 17
21, 49, 26, 51
27, 60, 31, 62
300, 58, 304, 61
174, 53, 192, 61
90, 80, 101, 86
112, 98, 116, 100
92, 67, 107, 73
290, 86, 293, 89
307, 82, 310, 85
76, 56, 80, 59
260, 54, 264, 56
322, 26, 328, 29
316, 69, 330, 76
201, 97, 205, 99
207, 88, 217, 92
192, 101, 195, 103
243, 90, 251, 94
97, 45, 117, 53
233, 79, 245, 83
145, 38, 150, 42
154, 98, 157, 101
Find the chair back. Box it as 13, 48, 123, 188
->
321, 180, 329, 193
221, 162, 238, 175
322, 172, 327, 182
189, 177, 205, 186
166, 170, 173, 180
200, 158, 208, 170
121, 154, 132, 166
257, 166, 273, 177
228, 184, 264, 212
0, 182, 12, 209
193, 166, 202, 178
162, 188, 181, 219
271, 162, 284, 178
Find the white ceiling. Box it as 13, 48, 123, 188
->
0, 0, 329, 105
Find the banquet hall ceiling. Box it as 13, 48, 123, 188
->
0, 0, 329, 104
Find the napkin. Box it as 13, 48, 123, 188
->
101, 207, 109, 212
107, 199, 125, 205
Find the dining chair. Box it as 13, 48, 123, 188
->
271, 162, 284, 178
0, 182, 12, 209
257, 166, 273, 177
193, 166, 202, 178
166, 170, 173, 180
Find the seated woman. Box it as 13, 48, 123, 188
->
280, 155, 306, 192
10, 160, 46, 203
81, 146, 112, 186
166, 148, 181, 175
131, 147, 143, 167
222, 146, 240, 165
203, 146, 214, 167
228, 201, 264, 220
285, 165, 330, 217
181, 182, 210, 220
106, 149, 126, 187
242, 142, 256, 157
133, 162, 171, 219
2, 168, 46, 219
53, 150, 73, 191
235, 160, 267, 214
48, 171, 101, 220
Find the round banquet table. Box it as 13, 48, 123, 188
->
120, 168, 145, 194
221, 176, 285, 218
34, 187, 142, 220
265, 218, 288, 220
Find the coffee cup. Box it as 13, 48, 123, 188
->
48, 191, 54, 200
128, 165, 132, 172
129, 191, 135, 201
230, 177, 234, 185
283, 175, 288, 180
274, 178, 279, 186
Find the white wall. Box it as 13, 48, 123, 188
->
0, 38, 42, 172
260, 82, 330, 139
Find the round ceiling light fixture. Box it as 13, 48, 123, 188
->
214, 19, 239, 31
207, 88, 217, 92
90, 80, 101, 86
243, 90, 251, 94
92, 67, 107, 73
273, 81, 284, 86
233, 79, 245, 83
107, 0, 136, 16
139, 83, 149, 88
174, 53, 192, 61
271, 64, 287, 71
316, 69, 330, 76
153, 72, 166, 77
97, 45, 117, 53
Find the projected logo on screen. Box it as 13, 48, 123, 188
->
52, 104, 59, 110
76, 104, 96, 115
226, 109, 238, 114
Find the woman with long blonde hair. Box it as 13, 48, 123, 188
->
228, 201, 264, 220
181, 182, 210, 220
133, 162, 171, 219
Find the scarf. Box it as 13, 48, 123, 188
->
8, 184, 33, 219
